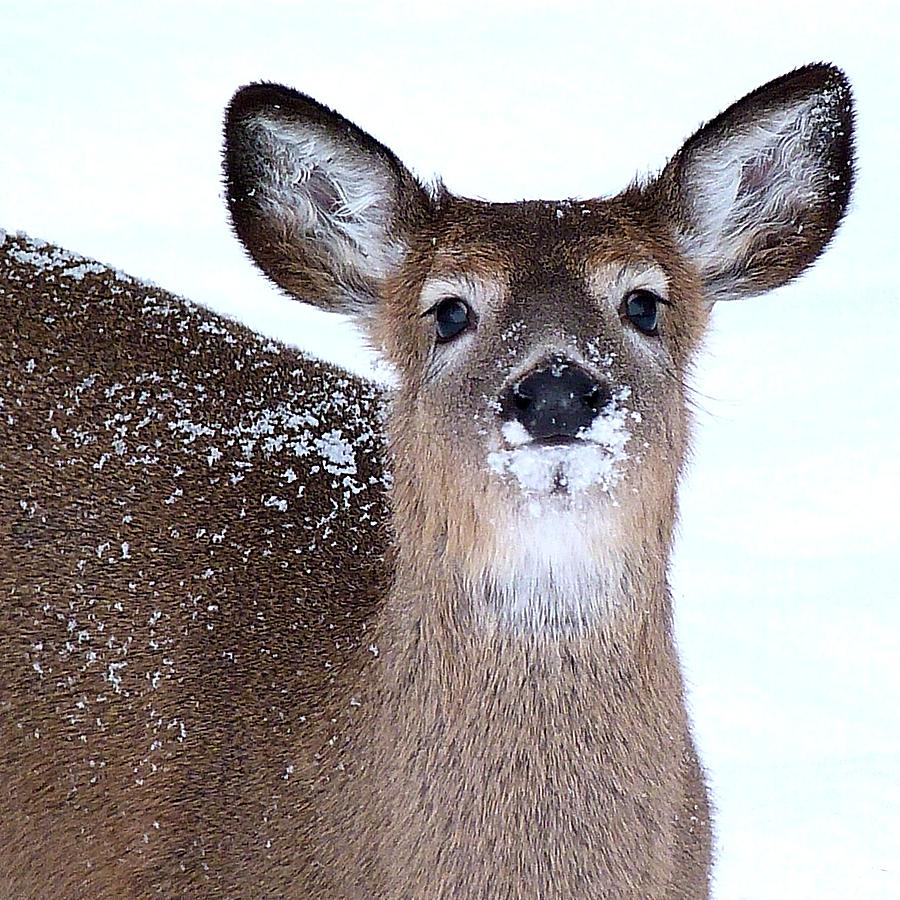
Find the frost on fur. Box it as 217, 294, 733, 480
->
488, 387, 635, 497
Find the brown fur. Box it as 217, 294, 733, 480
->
0, 234, 390, 897
0, 62, 854, 898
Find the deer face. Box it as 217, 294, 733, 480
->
373, 197, 705, 516
224, 66, 853, 625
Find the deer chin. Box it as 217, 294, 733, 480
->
487, 444, 619, 495
466, 499, 627, 633
486, 439, 629, 503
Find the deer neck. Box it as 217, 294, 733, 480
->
373, 433, 682, 727
373, 526, 679, 725
351, 497, 687, 895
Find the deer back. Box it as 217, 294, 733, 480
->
0, 232, 389, 895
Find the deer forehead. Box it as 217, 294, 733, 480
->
412, 197, 679, 275
393, 200, 684, 335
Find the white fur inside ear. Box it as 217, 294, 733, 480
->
678, 85, 846, 296
244, 114, 405, 284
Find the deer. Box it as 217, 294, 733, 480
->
0, 62, 853, 898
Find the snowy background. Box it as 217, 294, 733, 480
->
2, 2, 898, 896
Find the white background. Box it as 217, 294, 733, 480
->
2, 2, 898, 896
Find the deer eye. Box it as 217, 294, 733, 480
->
620, 290, 661, 336
433, 298, 471, 343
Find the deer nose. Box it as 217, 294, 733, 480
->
502, 359, 612, 441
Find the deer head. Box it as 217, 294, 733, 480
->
224, 64, 853, 634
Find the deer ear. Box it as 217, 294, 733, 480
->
654, 64, 855, 301
224, 84, 431, 317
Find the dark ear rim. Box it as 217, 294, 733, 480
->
223, 82, 422, 212
676, 63, 855, 185
222, 83, 433, 313
651, 62, 856, 299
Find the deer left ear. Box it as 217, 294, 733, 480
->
654, 64, 855, 301
224, 84, 432, 317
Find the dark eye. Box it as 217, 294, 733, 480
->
620, 290, 661, 336
433, 298, 471, 343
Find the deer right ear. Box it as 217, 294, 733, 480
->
654, 64, 855, 301
224, 84, 431, 317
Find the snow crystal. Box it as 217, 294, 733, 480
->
264, 495, 289, 513
500, 420, 530, 447
62, 262, 106, 281
314, 429, 356, 475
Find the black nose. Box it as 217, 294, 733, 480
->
502, 358, 612, 441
